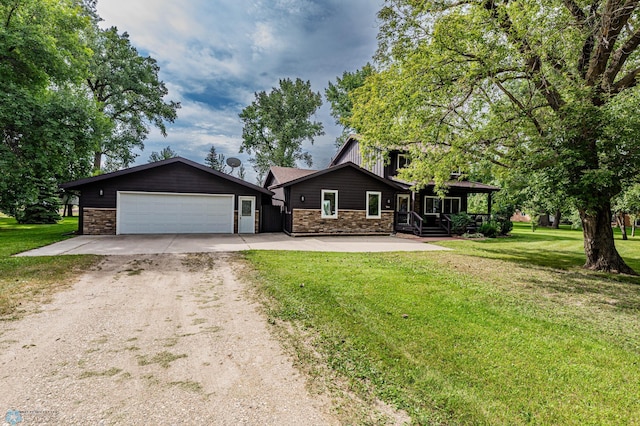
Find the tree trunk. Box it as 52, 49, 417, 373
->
552, 209, 561, 229
581, 205, 635, 274
93, 151, 102, 171
538, 214, 550, 227
615, 212, 628, 240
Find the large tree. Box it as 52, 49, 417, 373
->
350, 0, 640, 274
325, 64, 375, 146
239, 78, 324, 177
0, 0, 103, 222
86, 26, 180, 171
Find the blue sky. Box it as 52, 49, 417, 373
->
96, 0, 382, 182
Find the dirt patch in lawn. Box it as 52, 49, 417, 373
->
0, 253, 337, 425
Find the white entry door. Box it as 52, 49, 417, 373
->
238, 196, 256, 234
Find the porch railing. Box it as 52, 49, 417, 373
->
440, 214, 452, 235
410, 211, 424, 236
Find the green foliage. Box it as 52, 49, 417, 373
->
449, 212, 474, 235
492, 205, 515, 236
479, 221, 499, 238
325, 64, 375, 146
350, 1, 640, 272
239, 78, 324, 177
204, 146, 228, 173
86, 26, 180, 170
17, 177, 61, 224
147, 146, 178, 163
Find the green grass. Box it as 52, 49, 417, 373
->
0, 217, 98, 318
244, 224, 640, 424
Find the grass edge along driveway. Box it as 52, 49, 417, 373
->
244, 224, 640, 425
0, 217, 98, 319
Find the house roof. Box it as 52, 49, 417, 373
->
61, 157, 273, 195
390, 176, 500, 193
269, 161, 406, 190
328, 134, 360, 167
265, 166, 318, 189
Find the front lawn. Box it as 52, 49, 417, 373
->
244, 224, 640, 424
0, 217, 98, 318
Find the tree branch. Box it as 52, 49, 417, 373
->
604, 26, 640, 86
585, 0, 639, 86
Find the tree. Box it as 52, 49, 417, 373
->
205, 145, 228, 173
148, 146, 177, 162
613, 184, 640, 239
86, 26, 180, 171
325, 64, 375, 146
350, 0, 640, 274
239, 78, 324, 177
237, 164, 246, 180
0, 0, 102, 221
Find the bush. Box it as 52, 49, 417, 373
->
450, 212, 474, 235
492, 205, 515, 236
478, 221, 499, 238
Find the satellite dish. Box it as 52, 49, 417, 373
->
226, 157, 241, 168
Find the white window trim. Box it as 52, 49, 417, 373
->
321, 189, 338, 219
397, 153, 409, 170
366, 191, 382, 219
424, 196, 440, 216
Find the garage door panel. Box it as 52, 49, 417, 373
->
117, 192, 234, 234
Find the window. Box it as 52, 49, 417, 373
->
424, 196, 440, 215
366, 191, 381, 219
397, 154, 411, 170
321, 190, 338, 218
443, 197, 461, 214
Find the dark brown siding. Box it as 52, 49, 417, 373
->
77, 162, 268, 210
289, 167, 396, 211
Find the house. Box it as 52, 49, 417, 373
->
330, 136, 500, 235
61, 157, 272, 235
264, 162, 406, 236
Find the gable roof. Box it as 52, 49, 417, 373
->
269, 161, 406, 190
264, 166, 318, 189
61, 157, 273, 195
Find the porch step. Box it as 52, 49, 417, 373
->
418, 226, 450, 237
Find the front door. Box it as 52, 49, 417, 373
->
396, 194, 410, 224
238, 196, 256, 234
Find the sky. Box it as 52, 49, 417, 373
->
96, 0, 383, 183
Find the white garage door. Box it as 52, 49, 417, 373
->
117, 192, 234, 234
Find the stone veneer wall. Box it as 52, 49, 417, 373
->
292, 209, 393, 234
234, 210, 260, 234
83, 208, 117, 235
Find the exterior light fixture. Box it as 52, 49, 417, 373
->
300, 195, 305, 202
99, 189, 104, 196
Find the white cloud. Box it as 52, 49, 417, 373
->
96, 0, 381, 180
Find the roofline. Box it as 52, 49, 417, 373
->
328, 134, 359, 167
60, 157, 273, 195
270, 161, 406, 191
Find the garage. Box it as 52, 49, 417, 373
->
60, 157, 273, 235
117, 192, 234, 234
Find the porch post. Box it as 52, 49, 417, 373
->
487, 192, 493, 216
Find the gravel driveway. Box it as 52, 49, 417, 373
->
0, 254, 336, 425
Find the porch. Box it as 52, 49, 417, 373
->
395, 212, 491, 237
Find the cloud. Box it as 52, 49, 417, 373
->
97, 0, 381, 182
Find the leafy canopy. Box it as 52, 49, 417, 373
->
350, 0, 640, 273
239, 78, 324, 178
